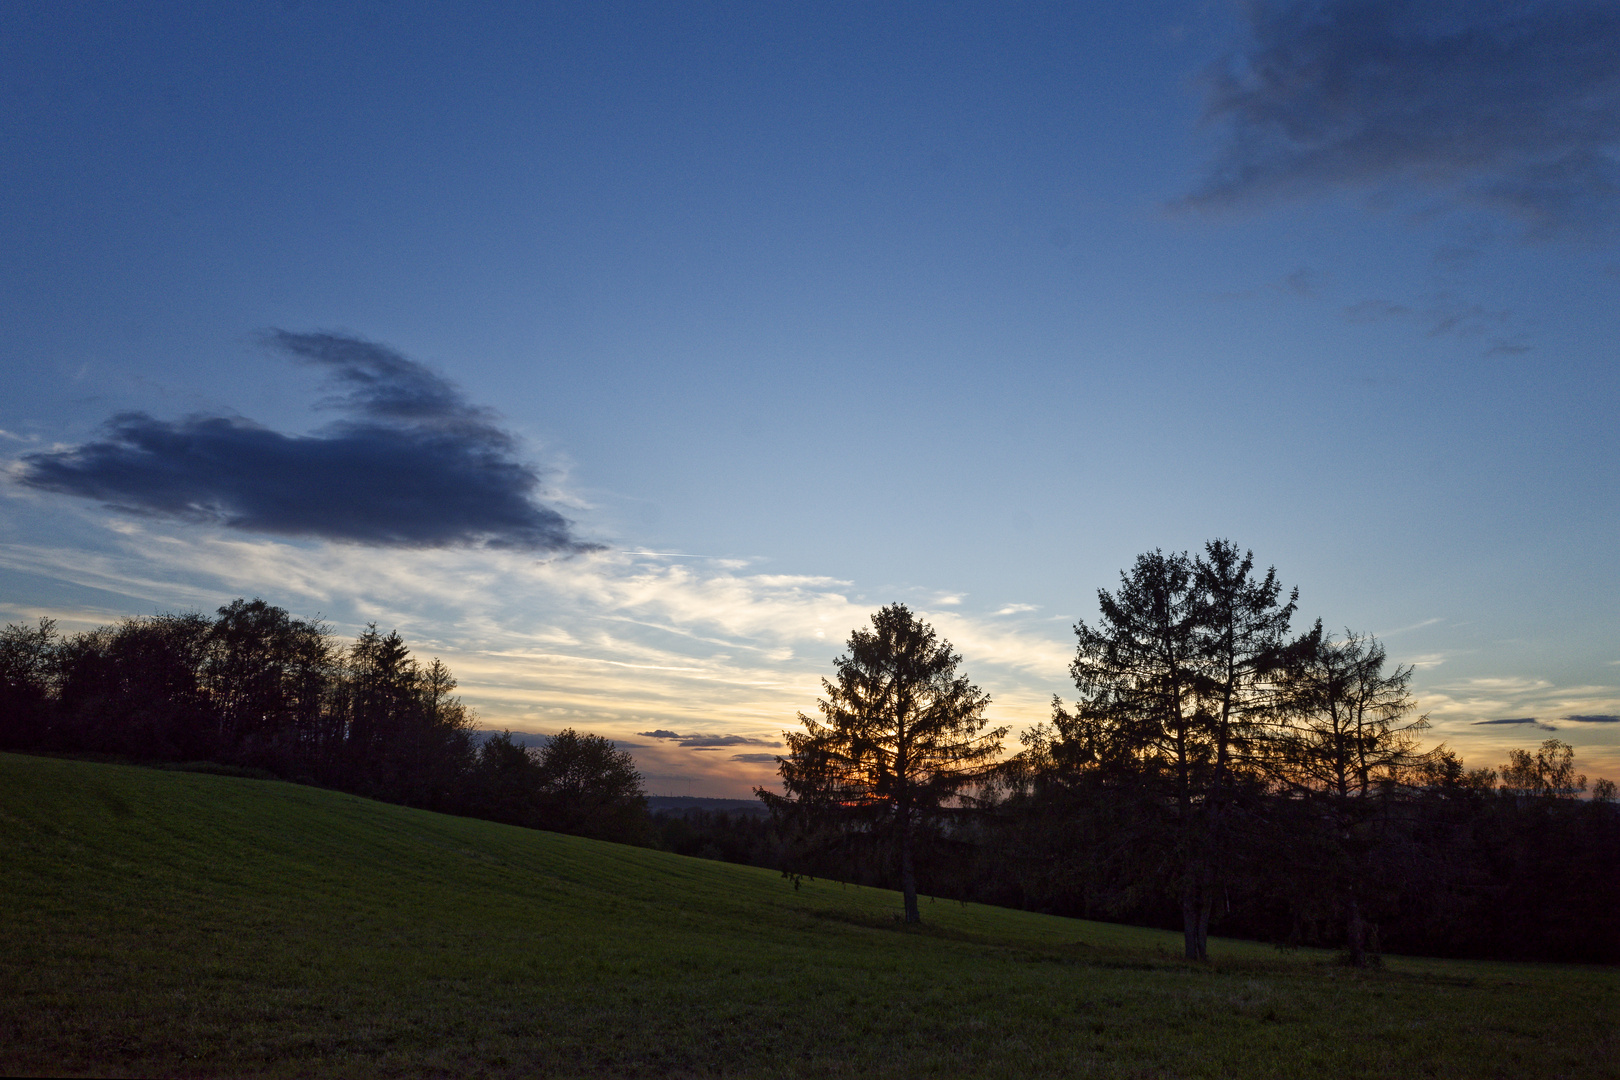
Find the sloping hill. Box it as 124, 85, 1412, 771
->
2, 753, 1614, 1079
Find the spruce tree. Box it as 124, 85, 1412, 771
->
761, 604, 1004, 923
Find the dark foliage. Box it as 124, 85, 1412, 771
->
758, 604, 1005, 923
469, 728, 650, 844
651, 808, 785, 867
0, 602, 649, 846
755, 553, 1620, 964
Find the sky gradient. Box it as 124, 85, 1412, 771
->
3, 1, 1617, 796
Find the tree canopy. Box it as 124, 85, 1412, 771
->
0, 600, 651, 846
761, 603, 1005, 923
1055, 541, 1300, 959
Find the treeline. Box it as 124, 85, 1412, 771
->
0, 600, 649, 844
965, 735, 1620, 965
6, 564, 1617, 966
751, 544, 1620, 965
749, 751, 1620, 963
650, 807, 785, 867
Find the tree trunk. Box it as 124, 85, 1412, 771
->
1195, 880, 1214, 961
1346, 893, 1367, 968
900, 815, 920, 924
1181, 873, 1203, 960
1182, 816, 1213, 960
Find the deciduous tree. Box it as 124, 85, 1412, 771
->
534, 728, 648, 843
206, 598, 336, 773
0, 618, 58, 749
1269, 629, 1432, 965
1499, 739, 1587, 798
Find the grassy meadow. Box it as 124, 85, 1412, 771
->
1, 752, 1615, 1079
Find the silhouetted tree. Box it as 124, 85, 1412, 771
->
1059, 548, 1208, 954
761, 604, 1005, 923
1186, 541, 1299, 956
1499, 739, 1587, 798
205, 599, 336, 775
0, 618, 59, 749
1268, 629, 1432, 965
1060, 542, 1298, 959
337, 625, 422, 794
56, 613, 214, 759
1272, 630, 1427, 796
421, 657, 466, 730
468, 730, 547, 826
533, 728, 648, 843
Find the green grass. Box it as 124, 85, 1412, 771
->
2, 753, 1615, 1079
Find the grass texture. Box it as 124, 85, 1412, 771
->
1, 752, 1616, 1078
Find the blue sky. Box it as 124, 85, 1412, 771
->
3, 1, 1617, 796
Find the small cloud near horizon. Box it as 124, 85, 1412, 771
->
13, 331, 598, 552
1472, 717, 1558, 731
1563, 714, 1620, 724
637, 729, 783, 749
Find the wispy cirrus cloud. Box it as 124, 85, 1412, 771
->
1188, 1, 1620, 239
1420, 674, 1620, 760
0, 516, 1073, 795
1391, 672, 1620, 781
13, 332, 596, 552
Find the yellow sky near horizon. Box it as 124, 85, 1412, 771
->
2, 519, 1615, 799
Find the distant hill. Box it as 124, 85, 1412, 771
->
3, 752, 1613, 1079
470, 728, 552, 748
470, 733, 771, 813
647, 794, 770, 817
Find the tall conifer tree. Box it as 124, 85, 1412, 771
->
1063, 541, 1299, 959
762, 604, 1004, 923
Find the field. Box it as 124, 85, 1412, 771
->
2, 753, 1615, 1079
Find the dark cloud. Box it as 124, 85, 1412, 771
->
636, 730, 783, 749
1473, 717, 1558, 731
1188, 1, 1620, 237
1341, 292, 1530, 353
14, 332, 597, 551
1563, 714, 1620, 723
1281, 267, 1320, 297
729, 753, 781, 764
